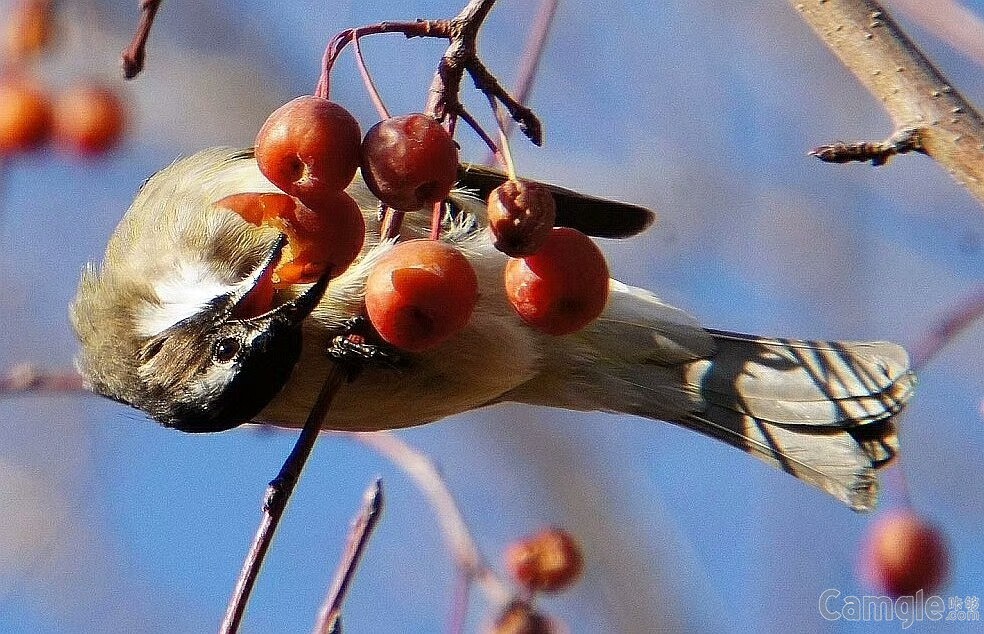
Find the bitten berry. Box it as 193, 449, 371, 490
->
487, 180, 556, 257
365, 240, 478, 352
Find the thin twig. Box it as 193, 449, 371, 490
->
0, 365, 86, 397
121, 0, 162, 79
489, 98, 517, 181
506, 0, 558, 137
810, 126, 923, 165
313, 479, 385, 634
315, 21, 450, 100
457, 107, 504, 162
220, 367, 346, 634
348, 432, 512, 611
910, 286, 984, 370
447, 570, 472, 634
792, 0, 984, 207
485, 0, 558, 164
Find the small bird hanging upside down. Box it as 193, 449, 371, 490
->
70, 147, 915, 512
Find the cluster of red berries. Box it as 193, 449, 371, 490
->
0, 1, 126, 159
224, 93, 610, 350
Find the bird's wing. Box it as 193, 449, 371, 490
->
456, 163, 655, 238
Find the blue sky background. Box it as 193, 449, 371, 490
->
0, 0, 982, 632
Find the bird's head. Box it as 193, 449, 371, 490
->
72, 235, 329, 432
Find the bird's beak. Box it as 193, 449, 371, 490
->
224, 234, 330, 329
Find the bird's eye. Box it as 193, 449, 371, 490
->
213, 337, 241, 363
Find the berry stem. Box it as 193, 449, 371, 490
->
456, 107, 509, 170
429, 201, 443, 240
490, 99, 518, 181
316, 21, 451, 100
379, 207, 404, 241
352, 30, 392, 120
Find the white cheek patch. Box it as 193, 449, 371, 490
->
135, 261, 236, 337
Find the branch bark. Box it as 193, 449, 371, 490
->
220, 367, 346, 634
793, 0, 984, 205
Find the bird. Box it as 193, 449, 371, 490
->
70, 147, 915, 512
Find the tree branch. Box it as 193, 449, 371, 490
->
0, 364, 85, 396
348, 432, 512, 623
220, 367, 346, 634
313, 479, 384, 634
793, 0, 984, 205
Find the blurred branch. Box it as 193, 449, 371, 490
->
313, 479, 384, 634
793, 0, 984, 207
887, 0, 984, 69
0, 364, 85, 396
121, 0, 162, 79
221, 367, 346, 634
503, 0, 558, 140
348, 432, 512, 629
910, 285, 984, 370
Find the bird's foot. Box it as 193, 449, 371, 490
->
326, 316, 408, 381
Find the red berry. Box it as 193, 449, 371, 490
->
504, 228, 609, 336
860, 509, 949, 598
360, 113, 458, 210
52, 84, 126, 156
214, 192, 300, 226
4, 0, 53, 61
256, 96, 361, 198
269, 192, 365, 284
487, 180, 556, 257
489, 601, 554, 634
505, 527, 584, 594
216, 190, 365, 284
364, 240, 478, 352
0, 75, 50, 154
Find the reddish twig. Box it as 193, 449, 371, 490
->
484, 0, 558, 164
910, 286, 984, 370
0, 364, 86, 396
121, 0, 162, 79
220, 367, 346, 634
313, 479, 385, 634
315, 21, 449, 100
429, 201, 444, 241
456, 107, 505, 164
313, 0, 541, 143
447, 570, 472, 634
347, 432, 512, 627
